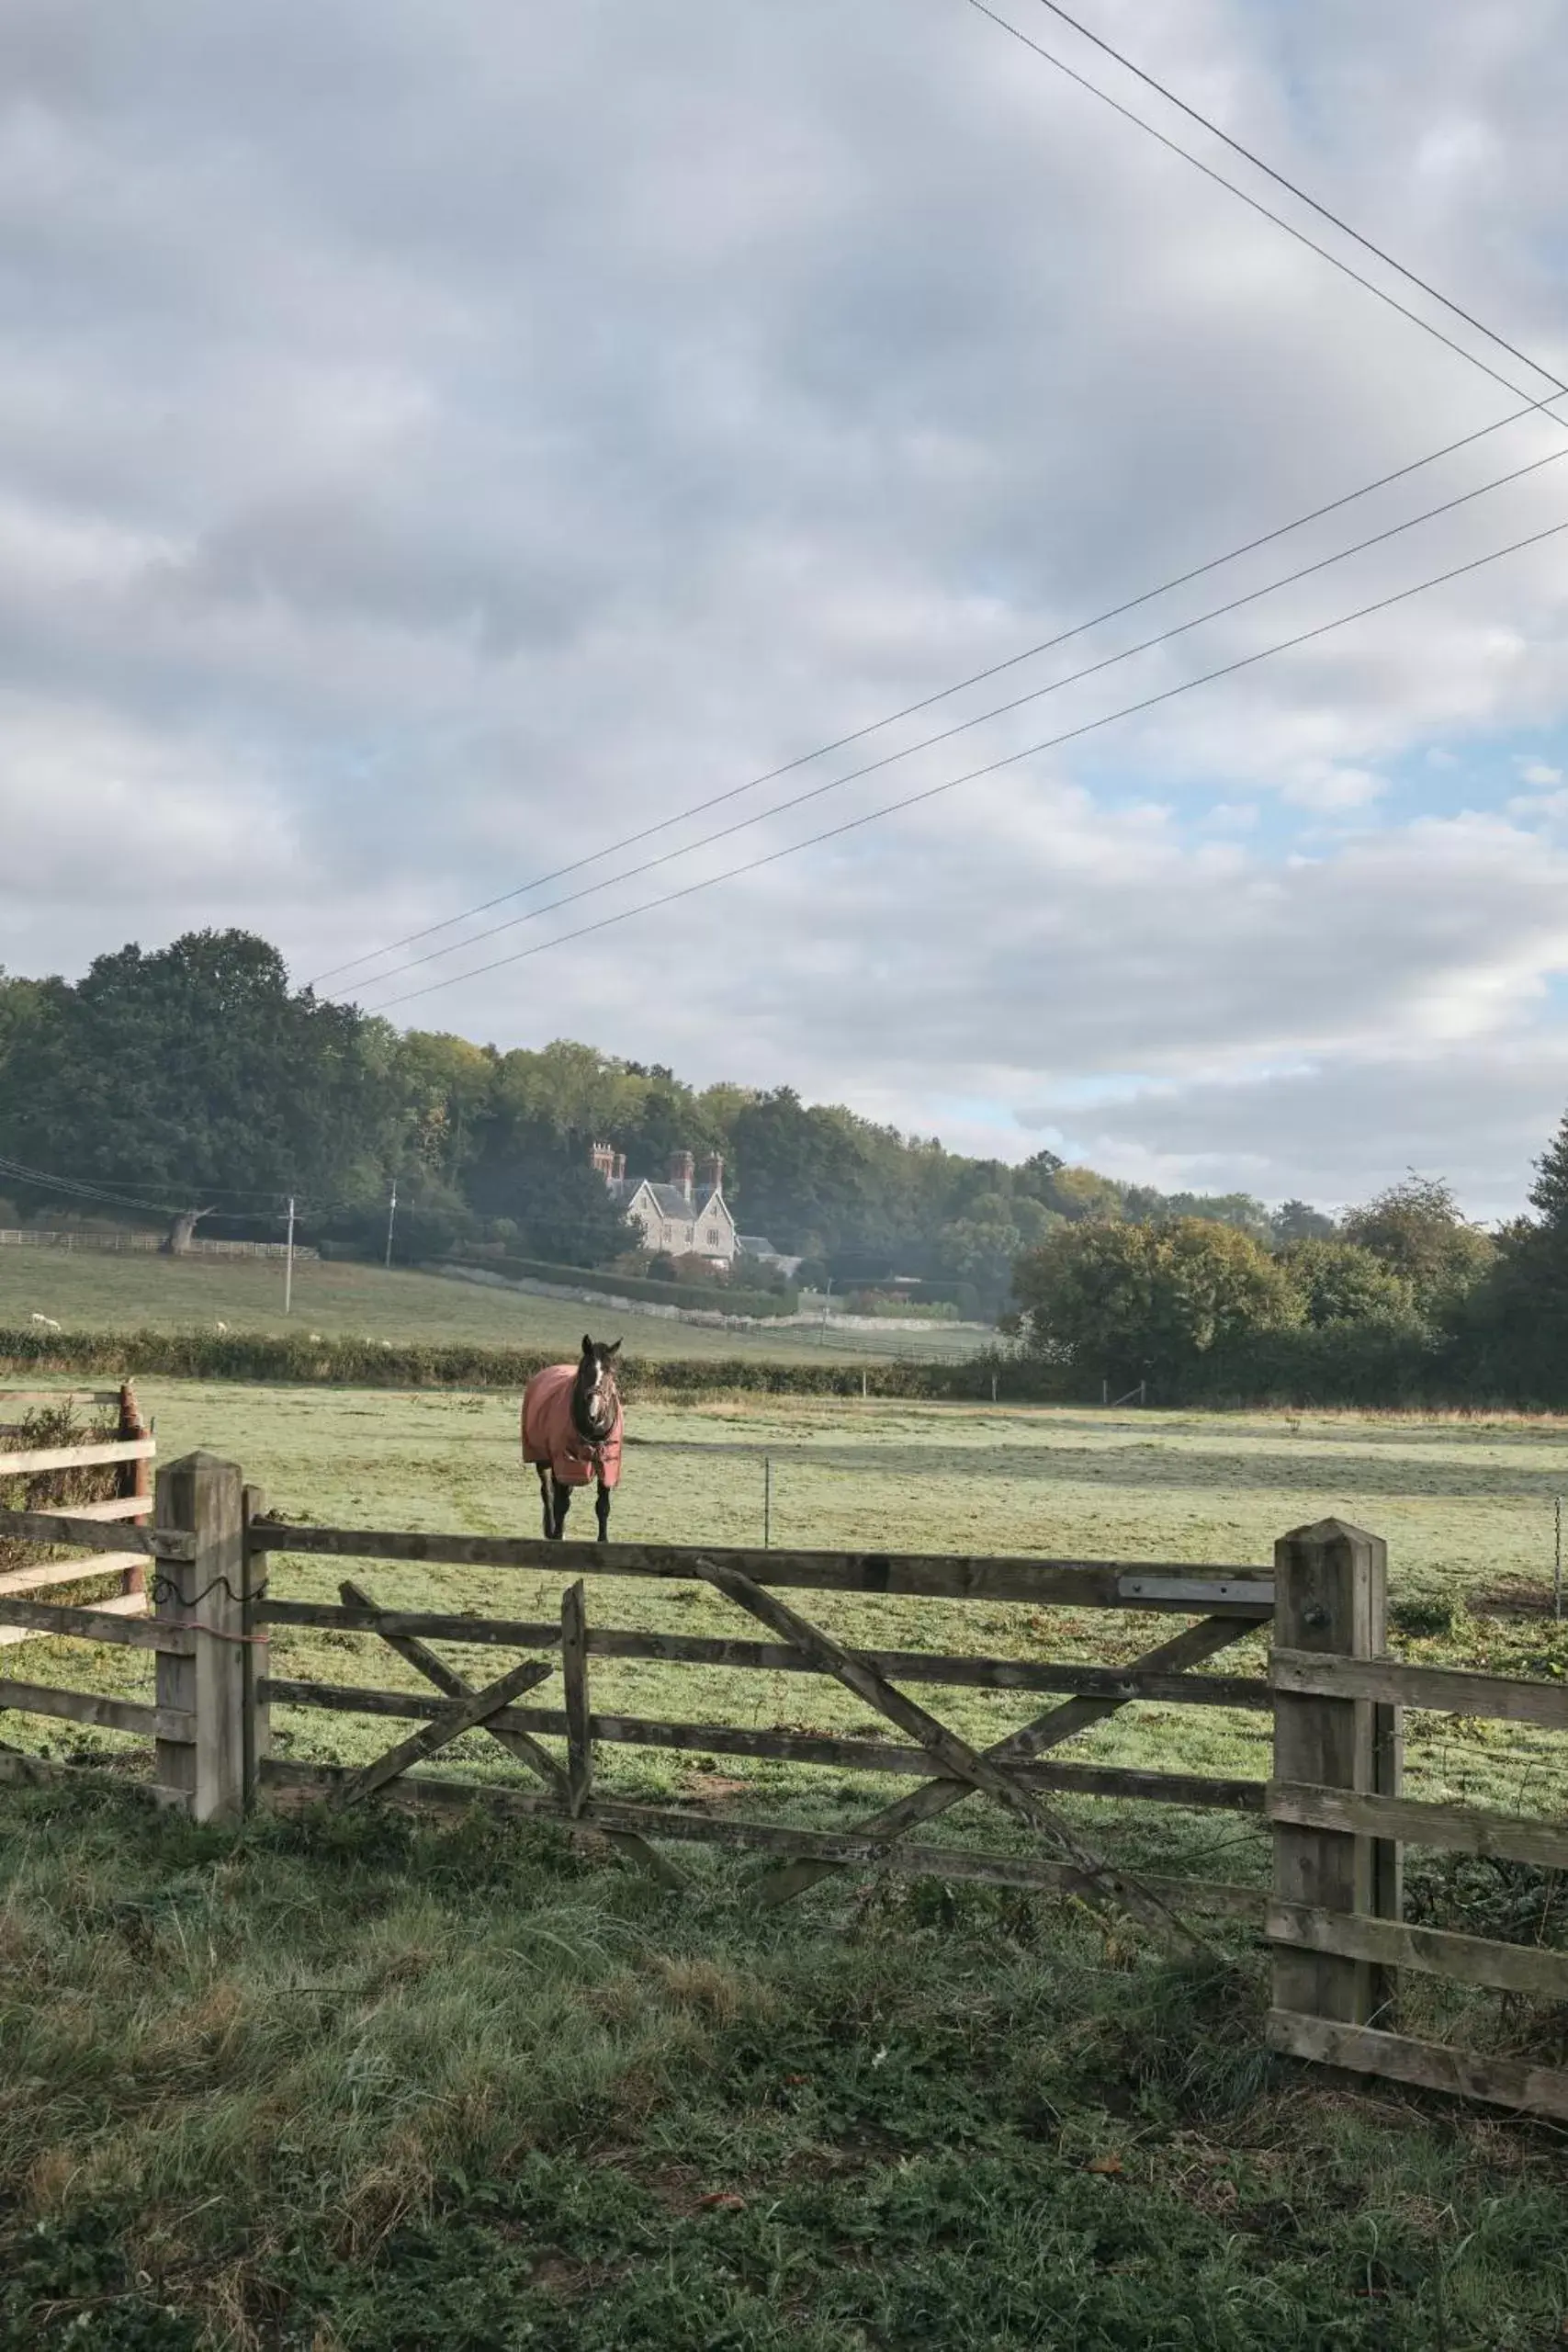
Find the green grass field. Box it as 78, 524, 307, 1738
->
13, 1386, 1568, 1836
0, 1247, 978, 1363
8, 1389, 1568, 2346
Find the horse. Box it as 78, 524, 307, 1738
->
521, 1335, 624, 1542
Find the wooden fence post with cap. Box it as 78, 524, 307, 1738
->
1268, 1517, 1401, 2043
153, 1452, 247, 1823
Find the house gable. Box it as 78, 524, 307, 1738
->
690, 1186, 734, 1257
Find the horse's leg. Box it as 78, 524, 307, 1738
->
553, 1481, 573, 1540
537, 1465, 557, 1541
595, 1478, 611, 1544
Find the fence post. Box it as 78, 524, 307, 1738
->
1270, 1517, 1396, 2032
116, 1380, 152, 1601
242, 1483, 270, 1813
153, 1452, 246, 1824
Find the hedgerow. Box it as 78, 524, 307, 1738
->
0, 1323, 1019, 1399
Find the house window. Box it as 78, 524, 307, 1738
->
706, 1229, 720, 1246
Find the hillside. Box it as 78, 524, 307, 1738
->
0, 1246, 978, 1365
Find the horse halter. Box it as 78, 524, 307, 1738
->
574, 1354, 620, 1445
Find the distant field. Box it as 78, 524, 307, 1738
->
11, 1383, 1568, 1847
0, 1245, 976, 1363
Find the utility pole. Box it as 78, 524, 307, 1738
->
284, 1194, 296, 1317
385, 1177, 398, 1271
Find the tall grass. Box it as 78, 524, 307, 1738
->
3, 1781, 1567, 2347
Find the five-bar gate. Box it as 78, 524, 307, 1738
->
7, 1453, 1568, 2116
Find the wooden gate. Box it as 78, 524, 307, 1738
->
11, 1456, 1568, 2118
246, 1515, 1276, 1950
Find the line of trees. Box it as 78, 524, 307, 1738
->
3, 926, 1564, 1401
0, 929, 1345, 1307
1009, 1163, 1568, 1406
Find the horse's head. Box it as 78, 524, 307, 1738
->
577, 1333, 623, 1436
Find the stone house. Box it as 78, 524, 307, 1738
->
591, 1145, 738, 1268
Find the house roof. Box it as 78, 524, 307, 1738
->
611, 1178, 730, 1222
737, 1234, 776, 1253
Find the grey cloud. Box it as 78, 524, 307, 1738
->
1039, 1040, 1568, 1217
3, 0, 1568, 1206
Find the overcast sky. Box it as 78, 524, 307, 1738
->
3, 0, 1567, 1216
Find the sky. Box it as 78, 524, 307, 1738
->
2, 0, 1567, 1217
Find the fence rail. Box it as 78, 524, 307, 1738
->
0, 1383, 156, 1645
248, 1524, 1275, 1615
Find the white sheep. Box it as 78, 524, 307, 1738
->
215, 1320, 229, 1334
309, 1331, 321, 1341
29, 1312, 62, 1331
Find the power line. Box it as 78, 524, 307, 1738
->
0, 1148, 299, 1209
311, 0, 1568, 1004
0, 1149, 377, 1229
1007, 0, 1565, 397
348, 436, 1568, 1004
313, 396, 1568, 1003
359, 505, 1568, 1013
0, 1149, 316, 1219
968, 0, 1566, 406
0, 1153, 185, 1218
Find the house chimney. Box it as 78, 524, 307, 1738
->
670, 1149, 694, 1203
614, 1151, 626, 1182
699, 1152, 724, 1197
590, 1140, 615, 1182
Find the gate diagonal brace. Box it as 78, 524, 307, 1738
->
696, 1559, 1218, 1960
332, 1651, 554, 1807
757, 1614, 1254, 1909
342, 1578, 682, 1886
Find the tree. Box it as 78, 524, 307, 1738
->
1271, 1198, 1337, 1245
1340, 1175, 1493, 1313
1453, 1112, 1568, 1401
0, 967, 47, 1072
1279, 1238, 1416, 1327
1136, 1191, 1274, 1242
465, 1108, 635, 1266
1529, 1112, 1568, 1229
525, 1162, 637, 1267
727, 1089, 873, 1252
398, 1031, 496, 1187
1012, 1216, 1300, 1391
1042, 1165, 1124, 1223
931, 1193, 1056, 1309
0, 931, 408, 1226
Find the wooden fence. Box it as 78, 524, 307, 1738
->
5, 1457, 1568, 2117
1263, 1516, 1568, 2120
0, 1385, 155, 1646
